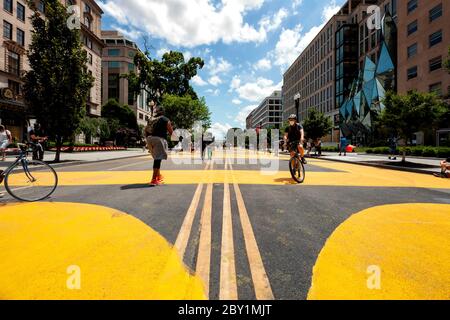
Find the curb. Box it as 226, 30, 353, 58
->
318, 156, 439, 176
44, 153, 150, 169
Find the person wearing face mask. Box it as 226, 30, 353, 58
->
284, 114, 307, 164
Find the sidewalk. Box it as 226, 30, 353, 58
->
0, 148, 148, 169
319, 152, 443, 175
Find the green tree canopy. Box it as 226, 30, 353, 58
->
161, 94, 211, 131
302, 109, 333, 141
23, 0, 94, 162
124, 51, 204, 106
381, 91, 449, 161
102, 99, 138, 130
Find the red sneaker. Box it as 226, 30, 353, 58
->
149, 179, 162, 186
157, 175, 165, 182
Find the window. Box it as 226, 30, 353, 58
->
84, 4, 91, 14
108, 49, 120, 56
407, 20, 418, 36
429, 30, 442, 47
108, 74, 120, 100
88, 53, 93, 65
407, 66, 418, 80
407, 43, 417, 58
429, 4, 442, 22
3, 0, 12, 13
108, 61, 120, 68
17, 3, 25, 21
128, 50, 135, 58
8, 80, 20, 95
128, 63, 134, 71
407, 0, 417, 13
37, 1, 44, 13
429, 56, 442, 72
8, 51, 20, 75
16, 28, 24, 46
84, 17, 91, 30
3, 20, 12, 39
391, 0, 397, 16
429, 83, 442, 96
84, 36, 92, 49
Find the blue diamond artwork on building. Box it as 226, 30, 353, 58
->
340, 13, 397, 144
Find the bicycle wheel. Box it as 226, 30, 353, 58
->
289, 156, 305, 184
5, 159, 58, 202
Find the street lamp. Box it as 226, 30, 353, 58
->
294, 93, 301, 121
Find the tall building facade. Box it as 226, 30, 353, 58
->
246, 91, 282, 130
397, 0, 449, 102
101, 30, 152, 127
0, 0, 103, 141
68, 0, 104, 117
283, 0, 397, 143
0, 0, 35, 141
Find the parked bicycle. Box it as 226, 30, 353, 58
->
0, 143, 58, 202
288, 142, 306, 184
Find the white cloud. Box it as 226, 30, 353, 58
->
206, 88, 220, 96
271, 1, 341, 70
233, 77, 282, 102
208, 76, 223, 86
207, 57, 232, 76
292, 0, 303, 10
235, 105, 257, 127
192, 75, 208, 86
110, 25, 142, 40
258, 8, 288, 33
156, 47, 170, 58
254, 58, 272, 71
229, 75, 241, 92
208, 122, 232, 139
232, 99, 242, 105
99, 0, 275, 47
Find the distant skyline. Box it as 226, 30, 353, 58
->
99, 0, 345, 138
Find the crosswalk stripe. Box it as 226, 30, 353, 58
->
219, 158, 238, 300
229, 161, 274, 300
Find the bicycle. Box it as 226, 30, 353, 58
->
288, 141, 306, 184
0, 143, 58, 202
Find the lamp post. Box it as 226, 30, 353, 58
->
294, 93, 301, 121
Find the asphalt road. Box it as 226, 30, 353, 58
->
1, 150, 449, 300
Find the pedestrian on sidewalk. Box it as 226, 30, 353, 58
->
339, 136, 348, 156
144, 105, 174, 186
434, 157, 450, 178
28, 124, 47, 161
0, 125, 12, 161
388, 137, 397, 160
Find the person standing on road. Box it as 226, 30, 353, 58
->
434, 157, 450, 178
339, 136, 348, 156
145, 105, 174, 186
0, 125, 12, 161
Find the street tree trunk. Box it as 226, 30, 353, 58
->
54, 136, 62, 163
402, 139, 408, 163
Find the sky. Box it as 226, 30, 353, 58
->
98, 0, 346, 138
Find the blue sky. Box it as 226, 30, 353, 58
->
99, 0, 346, 138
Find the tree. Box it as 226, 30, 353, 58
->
23, 0, 94, 162
102, 99, 139, 130
445, 46, 450, 73
380, 91, 448, 162
161, 94, 211, 130
76, 116, 98, 143
124, 50, 204, 107
302, 109, 333, 141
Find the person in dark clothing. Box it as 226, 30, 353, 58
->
284, 114, 307, 164
28, 124, 48, 161
144, 105, 174, 186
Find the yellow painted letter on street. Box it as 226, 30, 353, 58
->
67, 265, 81, 290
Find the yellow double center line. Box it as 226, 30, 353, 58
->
174, 158, 273, 300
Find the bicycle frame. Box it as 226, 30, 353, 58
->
1, 149, 36, 184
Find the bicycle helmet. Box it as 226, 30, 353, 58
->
288, 114, 297, 120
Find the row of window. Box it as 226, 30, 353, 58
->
407, 3, 442, 36
3, 20, 24, 46
407, 56, 443, 80
406, 29, 443, 59
3, 0, 25, 21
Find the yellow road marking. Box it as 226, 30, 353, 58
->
174, 162, 210, 257
21, 167, 450, 189
229, 161, 274, 300
195, 163, 214, 298
219, 158, 238, 300
107, 160, 153, 171
308, 203, 450, 300
0, 202, 205, 300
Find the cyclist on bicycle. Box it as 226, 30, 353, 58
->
284, 114, 307, 164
